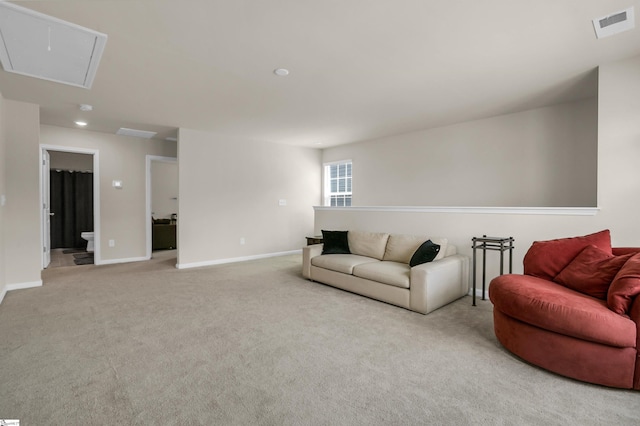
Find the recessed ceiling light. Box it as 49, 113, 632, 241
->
79, 104, 93, 112
273, 68, 290, 77
75, 121, 88, 126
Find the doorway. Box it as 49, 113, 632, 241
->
145, 155, 177, 260
40, 145, 100, 269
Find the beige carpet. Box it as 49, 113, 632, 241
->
0, 251, 638, 425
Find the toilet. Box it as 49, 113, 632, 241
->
81, 232, 95, 253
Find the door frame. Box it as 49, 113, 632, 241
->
40, 144, 100, 267
42, 150, 51, 268
145, 155, 177, 260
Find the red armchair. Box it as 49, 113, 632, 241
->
489, 230, 640, 389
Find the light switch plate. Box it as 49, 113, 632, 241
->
112, 180, 123, 189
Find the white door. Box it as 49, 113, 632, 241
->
42, 149, 51, 268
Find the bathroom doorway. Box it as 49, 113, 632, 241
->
40, 145, 100, 269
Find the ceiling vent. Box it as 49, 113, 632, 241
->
116, 128, 158, 139
0, 2, 107, 89
593, 7, 635, 39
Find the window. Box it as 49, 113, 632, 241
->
324, 161, 352, 206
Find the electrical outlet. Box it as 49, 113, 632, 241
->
278, 199, 287, 206
109, 239, 115, 247
240, 237, 245, 245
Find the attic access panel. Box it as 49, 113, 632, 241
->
0, 2, 107, 89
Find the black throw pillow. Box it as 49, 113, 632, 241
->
409, 240, 441, 267
321, 230, 350, 255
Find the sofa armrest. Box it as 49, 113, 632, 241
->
409, 254, 469, 314
302, 244, 324, 279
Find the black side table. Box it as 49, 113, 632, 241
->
472, 236, 514, 306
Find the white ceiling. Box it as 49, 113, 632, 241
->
0, 0, 639, 147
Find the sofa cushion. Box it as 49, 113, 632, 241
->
409, 240, 441, 267
489, 274, 636, 348
347, 231, 389, 260
553, 245, 633, 300
311, 254, 377, 275
383, 234, 448, 263
352, 261, 411, 289
523, 230, 612, 281
608, 252, 640, 315
321, 230, 350, 255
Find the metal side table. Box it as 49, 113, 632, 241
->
472, 236, 514, 306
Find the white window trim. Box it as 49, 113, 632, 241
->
323, 159, 352, 207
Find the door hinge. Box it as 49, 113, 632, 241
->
43, 246, 47, 253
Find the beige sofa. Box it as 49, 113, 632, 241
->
302, 231, 469, 314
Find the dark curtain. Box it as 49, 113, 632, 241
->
50, 170, 94, 249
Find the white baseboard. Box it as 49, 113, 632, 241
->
0, 280, 43, 305
95, 256, 149, 266
7, 280, 43, 291
468, 288, 489, 300
177, 250, 301, 270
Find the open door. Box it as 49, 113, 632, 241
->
42, 149, 51, 268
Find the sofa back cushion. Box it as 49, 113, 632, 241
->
523, 230, 612, 281
383, 234, 449, 264
347, 231, 390, 260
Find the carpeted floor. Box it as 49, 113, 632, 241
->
0, 252, 638, 425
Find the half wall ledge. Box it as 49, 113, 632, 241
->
313, 206, 599, 216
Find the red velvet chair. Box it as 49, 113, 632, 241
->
489, 230, 640, 389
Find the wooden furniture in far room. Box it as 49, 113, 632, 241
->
153, 221, 176, 250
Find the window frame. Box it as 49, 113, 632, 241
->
323, 160, 352, 207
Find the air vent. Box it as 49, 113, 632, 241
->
593, 7, 635, 39
0, 2, 107, 89
116, 128, 158, 139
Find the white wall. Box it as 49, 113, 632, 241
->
315, 55, 640, 290
151, 161, 177, 219
0, 92, 6, 299
40, 125, 177, 263
49, 151, 93, 171
177, 128, 321, 267
323, 98, 597, 207
3, 100, 41, 287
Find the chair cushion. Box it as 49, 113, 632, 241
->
490, 274, 636, 348
553, 245, 633, 300
523, 230, 612, 281
608, 252, 640, 315
347, 231, 389, 260
352, 261, 411, 289
311, 254, 377, 275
